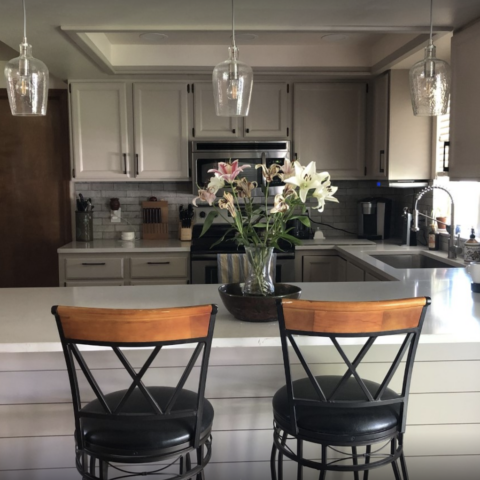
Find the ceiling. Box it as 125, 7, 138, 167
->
0, 0, 478, 80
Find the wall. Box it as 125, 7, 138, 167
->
73, 180, 421, 241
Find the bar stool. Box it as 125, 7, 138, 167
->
271, 297, 431, 480
52, 304, 217, 480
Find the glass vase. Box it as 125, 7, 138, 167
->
243, 246, 275, 296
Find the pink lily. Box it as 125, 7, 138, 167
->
208, 159, 250, 183
192, 187, 216, 206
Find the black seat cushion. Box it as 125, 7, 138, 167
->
80, 387, 214, 456
273, 375, 401, 442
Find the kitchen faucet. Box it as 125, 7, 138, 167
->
411, 185, 462, 259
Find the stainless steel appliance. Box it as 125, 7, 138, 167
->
190, 206, 295, 284
358, 197, 392, 240
191, 140, 290, 196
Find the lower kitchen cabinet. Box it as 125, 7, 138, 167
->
302, 255, 346, 282
346, 260, 366, 282
58, 252, 190, 286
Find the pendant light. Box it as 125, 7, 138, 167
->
212, 0, 253, 117
4, 0, 49, 116
409, 0, 450, 116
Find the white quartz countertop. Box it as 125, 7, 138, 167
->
58, 239, 191, 253
3, 241, 480, 352
58, 238, 375, 254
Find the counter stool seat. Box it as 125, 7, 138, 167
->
273, 376, 400, 444
82, 387, 214, 458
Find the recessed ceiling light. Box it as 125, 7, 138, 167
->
139, 33, 169, 43
321, 34, 349, 43
231, 33, 258, 42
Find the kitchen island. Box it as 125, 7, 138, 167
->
1, 245, 480, 479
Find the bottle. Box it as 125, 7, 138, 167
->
428, 222, 436, 250
464, 227, 480, 263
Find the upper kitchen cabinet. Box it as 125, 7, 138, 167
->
369, 70, 432, 181
449, 21, 480, 180
192, 82, 290, 139
133, 83, 189, 180
293, 83, 366, 179
69, 81, 190, 181
70, 82, 133, 180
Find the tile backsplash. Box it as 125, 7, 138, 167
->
74, 181, 423, 241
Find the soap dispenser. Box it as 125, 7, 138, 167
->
464, 227, 480, 263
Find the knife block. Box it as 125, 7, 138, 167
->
178, 224, 193, 241
142, 201, 169, 239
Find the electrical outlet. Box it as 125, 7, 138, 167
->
111, 208, 121, 223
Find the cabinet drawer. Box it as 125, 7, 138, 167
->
65, 258, 124, 280
130, 257, 188, 279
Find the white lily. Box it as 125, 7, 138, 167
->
312, 174, 339, 212
207, 174, 225, 193
284, 161, 323, 203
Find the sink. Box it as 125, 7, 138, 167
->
369, 253, 464, 269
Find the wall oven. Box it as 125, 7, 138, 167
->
191, 140, 290, 196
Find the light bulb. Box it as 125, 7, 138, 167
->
15, 76, 30, 97
227, 79, 239, 100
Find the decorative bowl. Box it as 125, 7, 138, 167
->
218, 283, 302, 322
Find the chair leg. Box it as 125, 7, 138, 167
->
180, 455, 184, 475
270, 442, 278, 480
297, 439, 303, 480
319, 444, 327, 480
99, 460, 108, 480
399, 451, 409, 480
390, 439, 401, 480
352, 446, 359, 480
277, 430, 288, 480
196, 444, 205, 480
363, 445, 371, 480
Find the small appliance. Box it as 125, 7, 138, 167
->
358, 197, 392, 240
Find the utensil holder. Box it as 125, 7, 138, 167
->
178, 223, 193, 241
75, 211, 94, 242
142, 201, 169, 239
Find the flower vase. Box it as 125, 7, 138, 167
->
243, 246, 275, 296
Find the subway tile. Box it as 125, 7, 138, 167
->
102, 232, 117, 239
127, 190, 152, 197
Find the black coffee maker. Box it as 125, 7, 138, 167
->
358, 198, 392, 240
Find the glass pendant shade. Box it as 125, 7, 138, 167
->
4, 39, 49, 116
213, 46, 253, 117
409, 43, 450, 116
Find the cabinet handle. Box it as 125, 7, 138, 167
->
379, 150, 385, 173
147, 261, 170, 265
81, 262, 106, 266
443, 141, 450, 172
123, 153, 127, 174
135, 154, 139, 176
287, 127, 289, 137
246, 128, 250, 133
232, 129, 236, 134
295, 153, 298, 160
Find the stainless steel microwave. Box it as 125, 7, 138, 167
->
191, 140, 291, 197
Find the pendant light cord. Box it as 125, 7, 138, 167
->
429, 0, 433, 45
231, 0, 236, 48
22, 0, 27, 41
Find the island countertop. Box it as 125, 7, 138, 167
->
4, 241, 480, 352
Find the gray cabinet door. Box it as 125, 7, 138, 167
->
346, 261, 365, 282
70, 82, 132, 180
450, 21, 480, 180
134, 82, 190, 180
244, 83, 289, 138
193, 82, 240, 138
293, 83, 366, 178
303, 255, 346, 282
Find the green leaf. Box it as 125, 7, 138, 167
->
297, 216, 311, 228
200, 210, 218, 237
252, 223, 268, 228
279, 233, 302, 246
